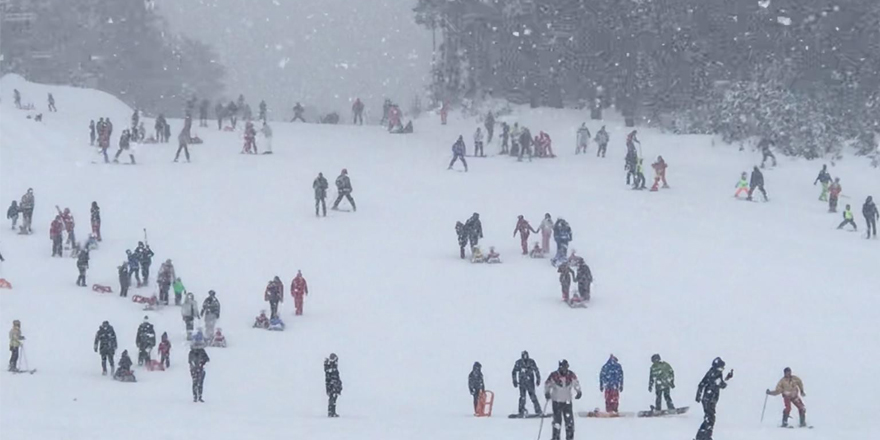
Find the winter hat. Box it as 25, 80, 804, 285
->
473, 362, 481, 369
712, 357, 725, 369
609, 354, 618, 362
208, 290, 216, 296
12, 320, 20, 326
651, 354, 661, 363
143, 315, 149, 322
521, 350, 529, 359
328, 353, 338, 362
191, 329, 206, 349
558, 359, 569, 369
341, 168, 348, 175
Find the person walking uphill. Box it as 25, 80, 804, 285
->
544, 360, 581, 440
828, 177, 842, 212
265, 276, 284, 319
331, 169, 356, 212
181, 292, 198, 340
201, 291, 221, 338
325, 353, 343, 417
189, 341, 210, 402
513, 215, 537, 255
766, 367, 807, 428
313, 172, 329, 217
135, 316, 156, 366
8, 320, 24, 372
863, 196, 878, 239
448, 136, 468, 172
648, 354, 675, 410
600, 355, 624, 413
75, 248, 90, 286
157, 259, 175, 305
468, 362, 485, 415
695, 357, 734, 440
512, 351, 543, 416
291, 271, 309, 316
464, 213, 483, 252
538, 213, 553, 254
747, 166, 768, 202
94, 321, 117, 375
814, 164, 832, 201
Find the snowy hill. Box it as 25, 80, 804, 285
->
1, 77, 878, 440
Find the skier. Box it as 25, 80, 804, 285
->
814, 164, 832, 201
513, 215, 537, 255
758, 138, 777, 168
7, 200, 18, 230
468, 361, 485, 415
135, 316, 156, 366
19, 188, 34, 234
695, 357, 734, 440
512, 351, 542, 416
118, 261, 130, 297
126, 249, 141, 287
8, 320, 24, 372
766, 367, 807, 428
157, 259, 175, 305
828, 177, 842, 212
538, 213, 553, 253
90, 202, 101, 242
261, 121, 273, 154
734, 172, 749, 198
837, 205, 857, 231
173, 277, 186, 306
189, 341, 210, 402
89, 120, 96, 146
139, 243, 154, 286
455, 221, 468, 259
552, 218, 572, 265
574, 259, 592, 301
75, 248, 90, 286
158, 332, 171, 368
325, 353, 343, 417
201, 290, 221, 338
291, 270, 309, 316
94, 321, 117, 375
114, 350, 135, 382
292, 102, 306, 122
863, 196, 878, 239
599, 354, 624, 413
650, 156, 669, 191
313, 172, 329, 217
557, 261, 575, 302
352, 98, 364, 125
595, 126, 609, 158
331, 169, 356, 212
242, 121, 257, 154
544, 360, 582, 440
49, 215, 64, 257
265, 276, 284, 319
575, 123, 591, 154
747, 166, 768, 201
500, 122, 510, 154
175, 115, 192, 162
473, 127, 484, 157
47, 93, 56, 112
215, 102, 225, 130
648, 354, 675, 411
448, 136, 468, 172
181, 292, 199, 340
464, 213, 483, 252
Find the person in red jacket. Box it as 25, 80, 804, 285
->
50, 215, 64, 257
650, 156, 669, 191
57, 206, 75, 247
291, 271, 309, 316
513, 215, 538, 255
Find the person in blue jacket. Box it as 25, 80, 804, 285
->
551, 218, 572, 265
448, 136, 468, 172
599, 354, 624, 413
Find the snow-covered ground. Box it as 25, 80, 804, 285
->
1, 75, 878, 440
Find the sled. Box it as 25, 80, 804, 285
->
146, 359, 165, 372
92, 284, 112, 293
578, 410, 636, 418
476, 390, 494, 417
113, 371, 137, 382
0, 279, 12, 289
637, 406, 689, 417
268, 323, 285, 331
567, 298, 588, 308
485, 257, 502, 264
132, 294, 158, 310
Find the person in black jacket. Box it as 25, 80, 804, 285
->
75, 248, 89, 286
90, 201, 101, 242
455, 221, 468, 259
331, 169, 356, 212
518, 127, 532, 162
464, 213, 483, 251
325, 353, 343, 417
747, 166, 768, 201
512, 351, 543, 416
863, 196, 878, 239
118, 262, 130, 297
575, 259, 593, 301
139, 243, 154, 286
695, 357, 734, 440
135, 316, 156, 366
469, 361, 485, 414
313, 172, 329, 217
189, 344, 210, 402
759, 138, 777, 168
94, 321, 118, 375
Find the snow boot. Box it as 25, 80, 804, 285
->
798, 412, 806, 428
781, 413, 789, 428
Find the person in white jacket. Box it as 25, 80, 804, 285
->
538, 213, 554, 254
181, 292, 199, 340
544, 360, 582, 440
473, 127, 484, 157
261, 121, 273, 154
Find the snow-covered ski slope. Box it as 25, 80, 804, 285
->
1, 76, 878, 440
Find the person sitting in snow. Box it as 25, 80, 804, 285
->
268, 316, 286, 331
85, 234, 99, 251
253, 311, 270, 329
529, 242, 545, 259
471, 246, 485, 264
210, 328, 227, 347
485, 246, 501, 264
191, 328, 207, 349
114, 350, 136, 382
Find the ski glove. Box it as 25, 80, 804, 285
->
513, 381, 518, 388
545, 393, 551, 400
575, 391, 582, 400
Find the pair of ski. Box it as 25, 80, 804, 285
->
578, 406, 689, 418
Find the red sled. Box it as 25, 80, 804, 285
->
0, 278, 12, 289
132, 294, 157, 305
92, 284, 113, 293
146, 360, 165, 371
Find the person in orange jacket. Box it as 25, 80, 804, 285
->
513, 215, 538, 255
650, 156, 669, 191
766, 367, 807, 428
291, 271, 309, 316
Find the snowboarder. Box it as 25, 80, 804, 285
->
175, 115, 192, 162
828, 177, 842, 212
181, 292, 198, 340
513, 215, 537, 255
759, 138, 777, 168
8, 320, 24, 372
90, 202, 101, 242
448, 136, 468, 171
189, 342, 210, 402
158, 332, 171, 368
47, 93, 56, 112
94, 321, 117, 375
595, 126, 609, 158
863, 196, 878, 239
89, 120, 96, 146
291, 270, 309, 316
766, 367, 806, 428
469, 361, 485, 415
201, 290, 221, 338
7, 200, 18, 230
173, 277, 186, 306
600, 354, 624, 413
292, 102, 306, 122
552, 218, 572, 264
557, 261, 575, 302
19, 188, 34, 234
75, 248, 90, 286
139, 243, 154, 286
734, 172, 749, 198
574, 259, 592, 301
464, 213, 483, 251
118, 262, 130, 298
114, 350, 136, 382
126, 249, 141, 287
695, 357, 734, 440
512, 351, 542, 416
538, 213, 554, 254
325, 353, 343, 417
473, 127, 484, 157
747, 166, 768, 201
135, 316, 156, 366
500, 122, 510, 154
455, 221, 468, 259
313, 172, 329, 217
265, 276, 284, 319
650, 156, 669, 191
544, 360, 581, 440
576, 123, 591, 154
261, 121, 273, 153
814, 164, 832, 201
157, 259, 175, 305
331, 169, 356, 211
648, 354, 675, 411
837, 205, 857, 231
352, 98, 364, 125
49, 215, 63, 257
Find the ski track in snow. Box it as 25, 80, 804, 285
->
1, 75, 878, 440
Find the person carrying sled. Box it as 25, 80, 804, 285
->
464, 213, 483, 251
650, 156, 669, 191
600, 354, 624, 413
157, 259, 175, 305
695, 357, 734, 440
50, 215, 64, 257
265, 276, 284, 319
139, 243, 154, 286
758, 137, 777, 168
312, 172, 329, 217
574, 259, 592, 301
557, 261, 575, 302
838, 205, 857, 231
473, 127, 484, 157
90, 202, 101, 242
76, 248, 90, 287
734, 172, 749, 198
747, 166, 768, 201
201, 290, 221, 338
135, 316, 156, 366
576, 123, 591, 154
544, 360, 581, 440
513, 215, 537, 255
863, 196, 878, 239
331, 169, 356, 212
455, 221, 468, 259
512, 351, 543, 416
468, 361, 485, 415
94, 321, 117, 375
325, 353, 343, 417
8, 320, 24, 372
828, 177, 842, 212
114, 350, 136, 382
448, 136, 468, 172
291, 270, 309, 316
814, 164, 832, 201
648, 354, 675, 411
158, 332, 171, 368
766, 367, 807, 428
181, 292, 199, 340
189, 342, 210, 402
118, 261, 130, 297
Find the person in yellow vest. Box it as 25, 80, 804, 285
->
734, 172, 749, 198
766, 367, 806, 427
837, 205, 857, 231
9, 320, 24, 372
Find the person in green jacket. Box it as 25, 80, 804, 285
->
173, 277, 186, 306
734, 172, 749, 198
648, 354, 675, 410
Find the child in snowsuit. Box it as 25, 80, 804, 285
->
513, 215, 537, 255
449, 136, 468, 171
599, 355, 623, 413
766, 367, 806, 428
650, 156, 668, 191
828, 178, 842, 212
114, 350, 136, 382
253, 311, 270, 329
529, 242, 544, 258
558, 262, 575, 302
469, 362, 485, 415
837, 205, 857, 231
632, 158, 646, 190
7, 201, 18, 230
158, 332, 171, 368
734, 172, 749, 198
455, 221, 468, 259
290, 271, 309, 316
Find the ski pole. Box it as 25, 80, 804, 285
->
20, 345, 29, 371
760, 393, 768, 423
536, 398, 551, 440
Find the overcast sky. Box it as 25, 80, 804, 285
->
157, 0, 433, 119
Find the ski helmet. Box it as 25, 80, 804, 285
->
329, 353, 338, 362
712, 357, 725, 369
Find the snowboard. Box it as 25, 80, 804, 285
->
637, 406, 689, 417
10, 369, 36, 375
578, 410, 636, 418
781, 424, 814, 429
508, 413, 551, 419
